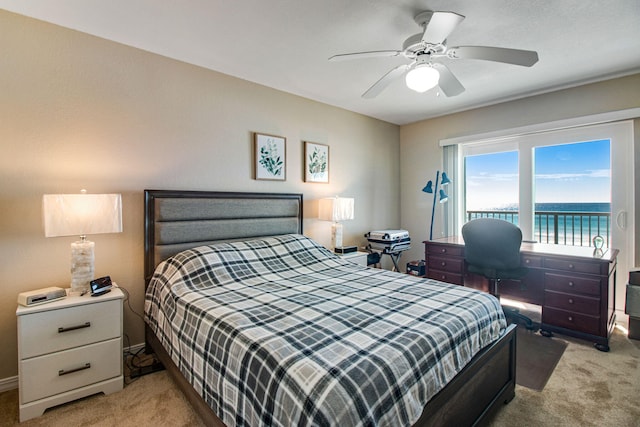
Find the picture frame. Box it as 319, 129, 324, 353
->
254, 132, 286, 181
304, 141, 329, 183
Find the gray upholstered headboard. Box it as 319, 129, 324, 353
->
144, 190, 303, 284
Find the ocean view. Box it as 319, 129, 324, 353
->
487, 202, 610, 213
468, 202, 611, 247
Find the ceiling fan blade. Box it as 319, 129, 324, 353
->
448, 46, 539, 66
329, 50, 402, 61
421, 11, 465, 44
362, 64, 409, 98
432, 63, 465, 96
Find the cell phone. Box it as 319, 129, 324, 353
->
90, 276, 112, 296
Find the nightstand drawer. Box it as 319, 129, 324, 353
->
20, 338, 121, 404
18, 299, 121, 359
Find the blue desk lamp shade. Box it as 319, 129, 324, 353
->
422, 171, 451, 240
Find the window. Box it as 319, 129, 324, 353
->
533, 140, 611, 246
463, 140, 612, 247
447, 119, 633, 324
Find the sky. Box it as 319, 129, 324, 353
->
465, 139, 611, 210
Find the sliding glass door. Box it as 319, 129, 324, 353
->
458, 121, 634, 318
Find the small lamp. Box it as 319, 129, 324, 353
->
422, 171, 451, 240
43, 191, 123, 294
318, 196, 354, 251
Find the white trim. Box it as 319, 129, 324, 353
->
440, 108, 640, 146
0, 375, 18, 392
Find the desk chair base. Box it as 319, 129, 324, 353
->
503, 306, 538, 331
487, 278, 538, 332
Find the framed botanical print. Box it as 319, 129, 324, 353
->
254, 132, 286, 181
304, 141, 329, 183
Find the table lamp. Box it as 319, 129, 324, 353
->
43, 191, 122, 294
318, 196, 354, 251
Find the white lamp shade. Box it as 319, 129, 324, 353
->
405, 65, 440, 93
43, 193, 123, 237
318, 197, 354, 222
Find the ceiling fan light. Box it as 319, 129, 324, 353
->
405, 65, 440, 93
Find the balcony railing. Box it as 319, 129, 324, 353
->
466, 210, 611, 247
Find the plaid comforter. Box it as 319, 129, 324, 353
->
145, 234, 506, 427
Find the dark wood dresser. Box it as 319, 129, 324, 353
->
424, 237, 618, 351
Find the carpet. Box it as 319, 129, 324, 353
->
515, 326, 567, 391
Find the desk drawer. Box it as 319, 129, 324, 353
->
426, 244, 463, 257
544, 258, 602, 275
544, 290, 600, 316
542, 307, 600, 336
545, 273, 602, 296
521, 255, 543, 268
427, 256, 463, 274
499, 269, 545, 305
427, 270, 463, 285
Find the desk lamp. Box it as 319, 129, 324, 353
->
43, 191, 122, 294
422, 171, 451, 240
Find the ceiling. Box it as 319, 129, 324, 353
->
2, 0, 639, 125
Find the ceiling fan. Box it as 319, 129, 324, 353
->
329, 10, 539, 98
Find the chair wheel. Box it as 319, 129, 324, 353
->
594, 343, 610, 352
540, 329, 553, 338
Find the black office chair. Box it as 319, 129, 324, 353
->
461, 218, 537, 330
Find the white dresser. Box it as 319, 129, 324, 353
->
16, 287, 124, 421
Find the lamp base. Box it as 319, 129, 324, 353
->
70, 240, 94, 294
331, 222, 344, 250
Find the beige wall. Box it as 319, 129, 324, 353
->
400, 73, 640, 316
0, 11, 400, 380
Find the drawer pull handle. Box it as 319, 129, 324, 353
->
568, 316, 573, 322
58, 363, 91, 376
441, 275, 446, 280
568, 298, 574, 304
441, 249, 446, 253
58, 322, 91, 333
568, 282, 574, 287
441, 261, 446, 266
525, 259, 530, 264
568, 264, 574, 269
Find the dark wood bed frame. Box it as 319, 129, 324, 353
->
143, 189, 516, 427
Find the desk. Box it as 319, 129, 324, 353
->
424, 237, 618, 351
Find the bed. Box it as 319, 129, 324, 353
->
143, 190, 516, 426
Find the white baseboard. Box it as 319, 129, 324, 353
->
0, 375, 18, 393
1, 343, 146, 393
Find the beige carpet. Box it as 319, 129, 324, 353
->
1, 328, 638, 427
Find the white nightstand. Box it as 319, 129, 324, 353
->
16, 286, 124, 421
336, 251, 369, 266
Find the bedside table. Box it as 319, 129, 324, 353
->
336, 251, 369, 266
16, 286, 124, 421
